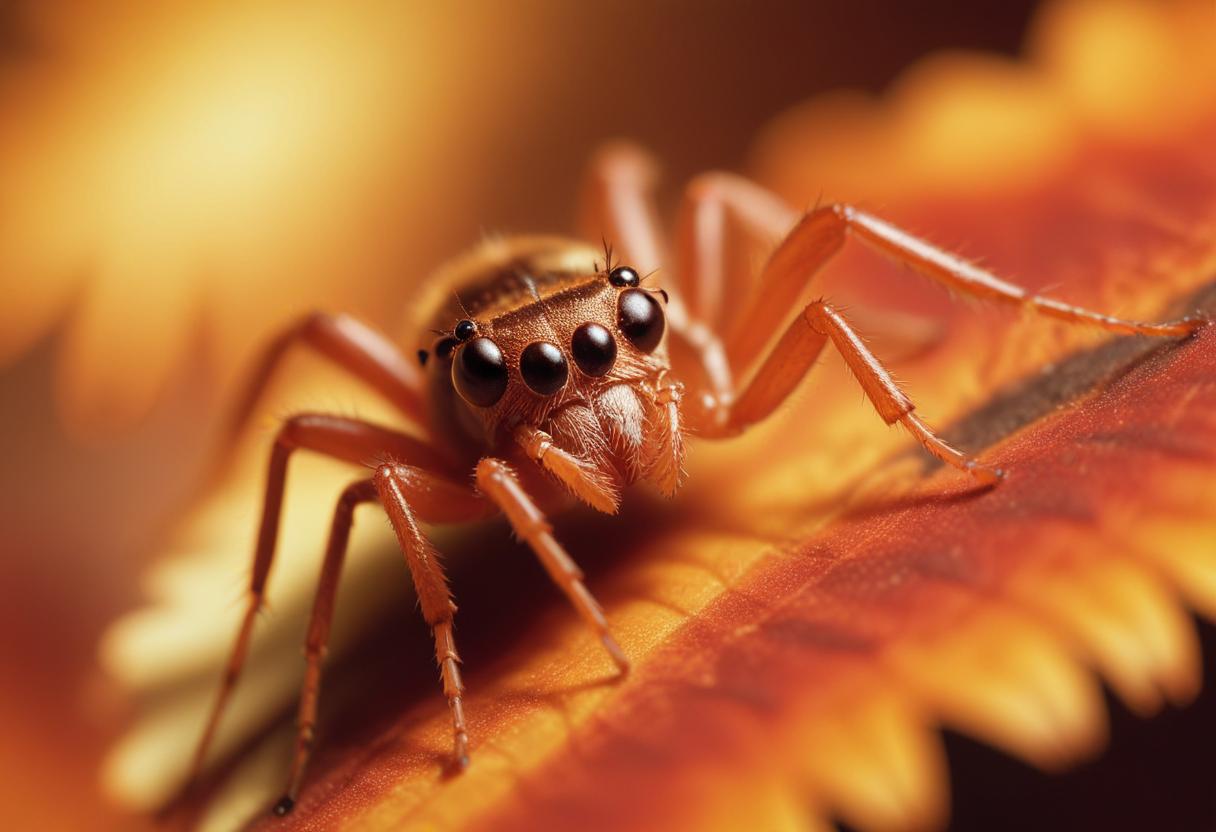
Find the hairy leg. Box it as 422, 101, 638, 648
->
274, 477, 377, 815
226, 312, 428, 445
724, 203, 1205, 373
373, 463, 479, 775
677, 191, 1203, 481
475, 458, 629, 672
189, 414, 475, 788
273, 464, 486, 817
696, 300, 1003, 484
665, 177, 1204, 404
578, 143, 732, 398
512, 424, 621, 513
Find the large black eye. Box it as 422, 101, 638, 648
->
453, 337, 508, 407
520, 341, 568, 395
609, 266, 640, 287
618, 289, 665, 352
571, 322, 617, 376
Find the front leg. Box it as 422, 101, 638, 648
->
373, 464, 478, 774
512, 424, 621, 513
475, 458, 629, 673
188, 414, 470, 788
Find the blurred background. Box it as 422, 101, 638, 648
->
7, 1, 1211, 829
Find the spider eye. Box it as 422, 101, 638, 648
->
434, 336, 458, 360
453, 337, 508, 407
618, 289, 665, 352
571, 322, 617, 376
608, 266, 640, 288
519, 341, 568, 395
454, 319, 476, 341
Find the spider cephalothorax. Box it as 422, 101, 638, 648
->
416, 237, 685, 508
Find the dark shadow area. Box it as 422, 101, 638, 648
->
834, 615, 1216, 832
934, 617, 1216, 832
932, 281, 1216, 465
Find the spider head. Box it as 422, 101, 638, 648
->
420, 238, 680, 493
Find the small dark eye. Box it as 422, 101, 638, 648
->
519, 341, 568, 395
434, 336, 458, 360
454, 319, 476, 341
453, 337, 508, 407
571, 322, 617, 376
618, 289, 665, 352
609, 266, 640, 288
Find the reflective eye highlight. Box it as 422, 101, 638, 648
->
571, 322, 617, 376
609, 265, 640, 287
453, 337, 508, 407
618, 289, 665, 352
520, 341, 568, 395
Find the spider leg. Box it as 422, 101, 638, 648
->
188, 414, 476, 792
697, 300, 1004, 484
674, 171, 798, 331
372, 464, 482, 774
579, 142, 668, 275
511, 424, 621, 513
475, 458, 629, 673
276, 477, 376, 815
273, 463, 488, 815
579, 143, 731, 397
225, 312, 428, 447
675, 192, 1203, 480
725, 203, 1206, 373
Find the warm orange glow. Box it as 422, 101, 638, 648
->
0, 3, 447, 435
752, 0, 1216, 206
96, 2, 1216, 830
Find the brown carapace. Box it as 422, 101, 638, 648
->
188, 144, 1207, 816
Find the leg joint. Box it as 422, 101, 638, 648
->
274, 411, 338, 451
803, 299, 835, 335
337, 478, 376, 512
374, 462, 403, 485
683, 170, 740, 206
475, 457, 512, 486
827, 202, 854, 223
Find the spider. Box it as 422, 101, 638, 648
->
189, 143, 1205, 816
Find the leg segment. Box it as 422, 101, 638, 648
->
674, 172, 798, 331
373, 464, 473, 773
189, 414, 476, 787
579, 142, 668, 275
680, 194, 1201, 481
697, 300, 1003, 485
726, 203, 1206, 373
475, 458, 629, 672
276, 477, 378, 815
579, 143, 733, 398
274, 463, 489, 814
512, 424, 621, 514
670, 177, 946, 393
226, 312, 427, 444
